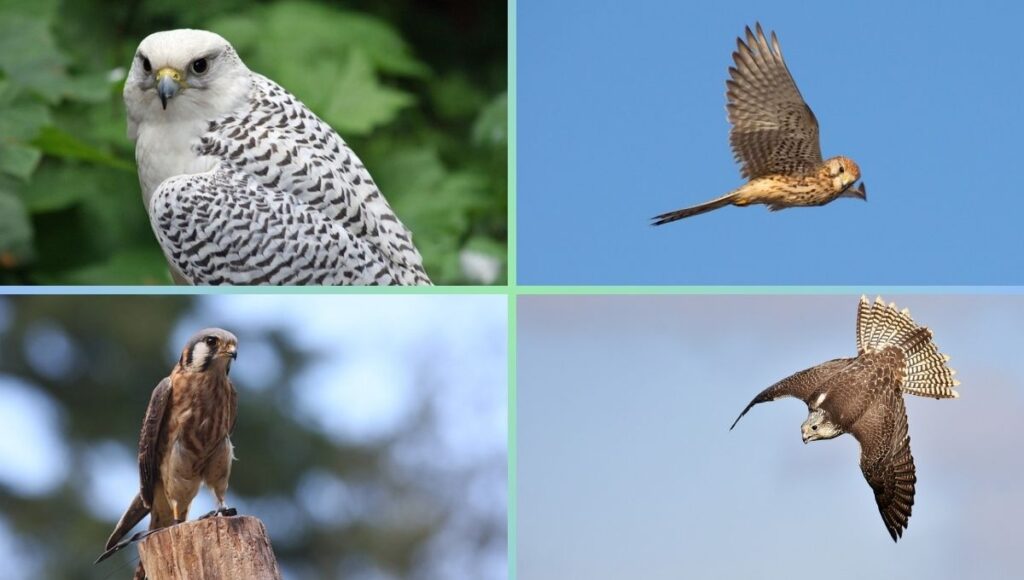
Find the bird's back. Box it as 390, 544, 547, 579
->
196, 74, 429, 285
814, 347, 906, 428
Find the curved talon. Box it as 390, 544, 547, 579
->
199, 506, 237, 519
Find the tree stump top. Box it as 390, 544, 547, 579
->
138, 515, 282, 580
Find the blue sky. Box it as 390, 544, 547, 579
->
518, 294, 1024, 579
517, 0, 1024, 285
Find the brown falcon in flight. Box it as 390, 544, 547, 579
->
96, 329, 239, 576
652, 23, 866, 224
730, 297, 959, 541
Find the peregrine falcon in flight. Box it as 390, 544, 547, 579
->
124, 29, 431, 285
730, 297, 959, 541
652, 23, 866, 224
96, 329, 239, 577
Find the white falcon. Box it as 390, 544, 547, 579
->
124, 29, 431, 285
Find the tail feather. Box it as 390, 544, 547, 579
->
103, 493, 149, 553
855, 296, 959, 399
651, 193, 736, 225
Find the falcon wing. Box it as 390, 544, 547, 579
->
849, 391, 916, 542
730, 358, 852, 430
227, 377, 238, 435
150, 167, 414, 285
139, 378, 172, 508
195, 75, 430, 285
726, 23, 823, 179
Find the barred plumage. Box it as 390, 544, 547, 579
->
125, 30, 430, 285
856, 295, 960, 399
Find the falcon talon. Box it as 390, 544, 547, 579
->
731, 296, 960, 541
199, 507, 237, 519
652, 23, 867, 225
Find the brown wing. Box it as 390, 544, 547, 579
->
726, 23, 823, 179
139, 378, 172, 508
730, 358, 852, 430
849, 390, 916, 542
227, 377, 238, 434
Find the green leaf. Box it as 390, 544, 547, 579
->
210, 1, 429, 79
0, 143, 42, 179
58, 247, 172, 285
472, 92, 507, 147
208, 0, 426, 134
31, 127, 134, 171
0, 13, 68, 103
0, 99, 50, 141
317, 51, 414, 135
61, 71, 115, 104
0, 187, 34, 267
430, 73, 488, 121
0, 0, 58, 20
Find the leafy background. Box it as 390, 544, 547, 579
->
0, 294, 507, 579
0, 0, 507, 285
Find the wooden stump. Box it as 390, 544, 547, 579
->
137, 516, 282, 580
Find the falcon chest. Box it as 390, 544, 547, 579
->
163, 372, 234, 471
135, 117, 219, 209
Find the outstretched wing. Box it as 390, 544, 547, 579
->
139, 378, 172, 508
150, 167, 419, 285
194, 74, 430, 285
726, 23, 823, 179
730, 358, 852, 430
849, 390, 916, 542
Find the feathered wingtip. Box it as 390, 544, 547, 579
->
855, 296, 959, 400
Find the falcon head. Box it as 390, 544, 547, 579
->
124, 30, 250, 131
179, 328, 239, 375
824, 156, 866, 202
801, 408, 843, 444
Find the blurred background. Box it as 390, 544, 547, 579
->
0, 0, 507, 285
0, 294, 507, 579
518, 294, 1024, 579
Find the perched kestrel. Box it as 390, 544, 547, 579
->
652, 23, 866, 225
124, 30, 431, 285
730, 297, 959, 541
97, 329, 239, 577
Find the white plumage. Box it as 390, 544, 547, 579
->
124, 29, 430, 285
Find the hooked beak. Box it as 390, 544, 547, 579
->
155, 68, 184, 110
226, 345, 238, 360
842, 182, 867, 202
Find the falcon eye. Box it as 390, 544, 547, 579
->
204, 336, 218, 347
812, 425, 818, 431
838, 165, 845, 174
191, 58, 208, 74
141, 57, 152, 73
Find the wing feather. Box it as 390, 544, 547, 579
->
849, 390, 916, 542
726, 24, 823, 178
150, 167, 421, 285
730, 358, 852, 429
194, 75, 429, 284
139, 378, 172, 508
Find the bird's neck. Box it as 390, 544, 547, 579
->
132, 73, 253, 210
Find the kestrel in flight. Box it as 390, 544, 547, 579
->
652, 23, 866, 225
97, 329, 239, 578
730, 297, 959, 541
